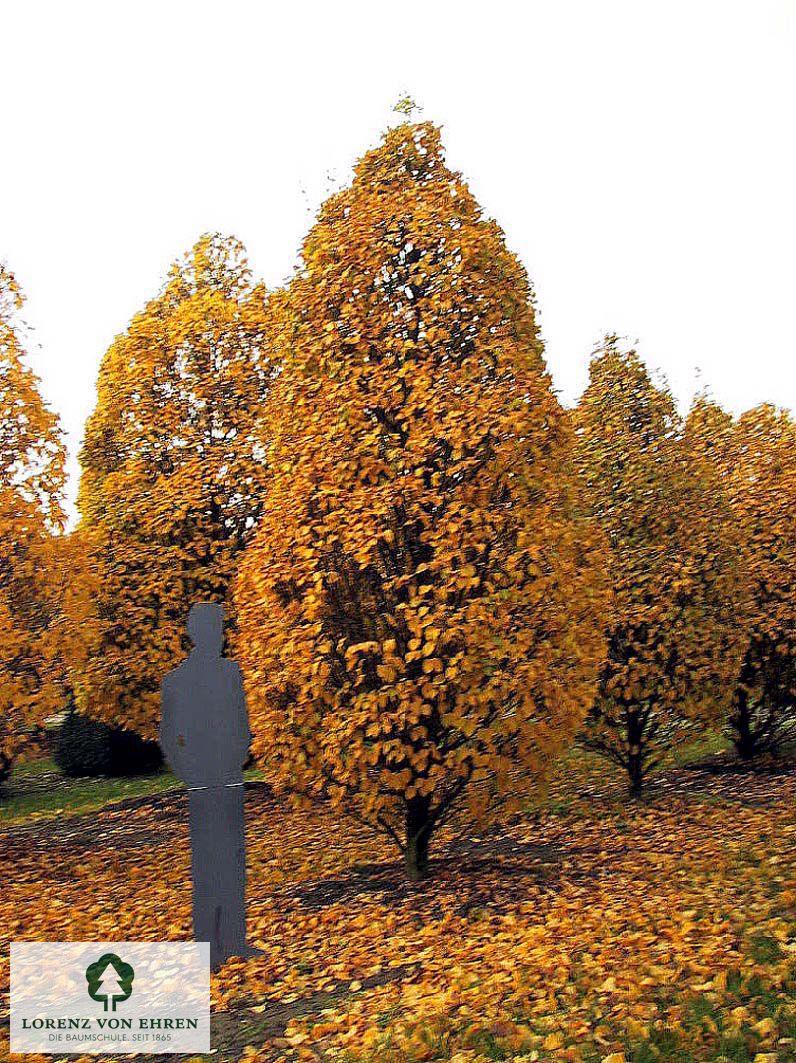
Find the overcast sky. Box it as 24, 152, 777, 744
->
2, 0, 795, 514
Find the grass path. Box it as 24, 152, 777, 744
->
0, 757, 267, 825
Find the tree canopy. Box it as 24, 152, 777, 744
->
706, 403, 796, 758
575, 340, 746, 793
233, 121, 609, 878
0, 263, 66, 779
78, 235, 277, 738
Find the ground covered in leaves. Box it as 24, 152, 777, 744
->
2, 751, 796, 1063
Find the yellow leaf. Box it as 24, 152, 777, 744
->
542, 1032, 564, 1049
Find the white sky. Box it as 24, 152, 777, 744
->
2, 0, 795, 516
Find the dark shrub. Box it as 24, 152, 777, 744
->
55, 702, 162, 777
107, 725, 163, 775
54, 710, 112, 776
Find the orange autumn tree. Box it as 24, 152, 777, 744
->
78, 235, 277, 740
48, 524, 102, 710
722, 405, 796, 758
575, 341, 746, 794
233, 121, 609, 879
0, 263, 66, 783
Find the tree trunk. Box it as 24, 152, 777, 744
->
626, 708, 645, 797
732, 690, 758, 761
627, 751, 644, 797
404, 795, 432, 881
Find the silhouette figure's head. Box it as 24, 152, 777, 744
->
187, 603, 224, 656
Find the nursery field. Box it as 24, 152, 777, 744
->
2, 11, 796, 1063
2, 747, 796, 1063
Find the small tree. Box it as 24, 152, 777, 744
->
575, 341, 745, 794
0, 263, 66, 783
78, 235, 277, 740
233, 121, 609, 879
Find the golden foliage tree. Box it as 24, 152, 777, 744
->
0, 263, 66, 781
78, 235, 276, 739
233, 121, 609, 879
575, 340, 746, 794
704, 403, 796, 758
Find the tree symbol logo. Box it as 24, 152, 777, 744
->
85, 953, 135, 1011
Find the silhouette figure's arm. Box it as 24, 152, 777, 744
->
159, 677, 185, 780
235, 666, 251, 770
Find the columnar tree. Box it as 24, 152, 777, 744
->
724, 405, 796, 758
575, 341, 745, 794
0, 263, 66, 782
78, 235, 277, 739
233, 121, 609, 879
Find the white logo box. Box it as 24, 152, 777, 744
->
11, 942, 210, 1054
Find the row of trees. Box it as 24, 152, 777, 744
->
2, 120, 794, 878
577, 351, 795, 791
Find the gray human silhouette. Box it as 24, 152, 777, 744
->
159, 603, 258, 969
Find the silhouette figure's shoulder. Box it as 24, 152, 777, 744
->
221, 657, 243, 679
162, 659, 190, 686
